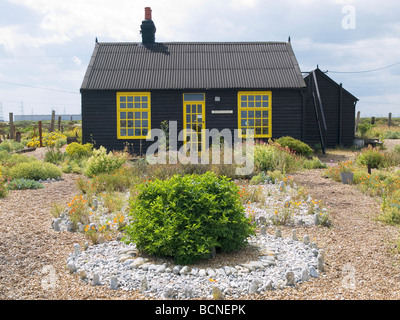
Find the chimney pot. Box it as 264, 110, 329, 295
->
145, 7, 152, 20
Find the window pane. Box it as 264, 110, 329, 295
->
256, 119, 261, 126
135, 120, 141, 127
120, 103, 126, 108
255, 111, 261, 118
120, 120, 126, 127
241, 102, 247, 108
255, 95, 262, 101
263, 127, 269, 135
248, 95, 254, 101
142, 96, 148, 102
192, 115, 197, 122
262, 102, 269, 108
120, 96, 126, 102
263, 119, 269, 126
134, 96, 141, 102
143, 129, 148, 136
142, 112, 148, 119
142, 103, 148, 109
186, 115, 191, 123
127, 103, 133, 108
120, 129, 127, 136
142, 120, 148, 128
120, 112, 126, 119
198, 105, 202, 113
248, 102, 254, 108
255, 102, 262, 108
127, 96, 134, 102
262, 95, 269, 101
186, 105, 191, 113
241, 120, 247, 127
248, 119, 254, 126
248, 111, 254, 118
135, 112, 141, 119
184, 94, 204, 101
262, 111, 269, 118
241, 111, 247, 118
128, 112, 133, 119
128, 129, 134, 136
135, 129, 141, 136
255, 128, 262, 135
241, 95, 247, 101
134, 103, 140, 108
192, 105, 196, 113
127, 120, 134, 128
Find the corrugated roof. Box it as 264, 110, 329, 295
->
81, 42, 306, 90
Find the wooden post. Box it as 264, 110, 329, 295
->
58, 116, 61, 131
388, 113, 392, 129
355, 111, 361, 134
371, 117, 375, 125
50, 110, 55, 132
9, 113, 14, 140
15, 132, 21, 143
38, 121, 43, 147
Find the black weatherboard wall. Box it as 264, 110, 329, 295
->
303, 68, 358, 148
80, 41, 307, 154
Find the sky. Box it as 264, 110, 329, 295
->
0, 0, 399, 120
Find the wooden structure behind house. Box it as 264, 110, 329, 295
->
80, 7, 358, 154
303, 68, 358, 148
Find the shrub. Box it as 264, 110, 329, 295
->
26, 131, 67, 148
85, 146, 128, 177
7, 178, 44, 190
65, 142, 93, 159
253, 141, 303, 173
125, 172, 255, 265
9, 161, 62, 181
356, 146, 385, 169
0, 166, 7, 198
303, 157, 327, 169
44, 146, 66, 164
0, 140, 25, 152
275, 136, 313, 156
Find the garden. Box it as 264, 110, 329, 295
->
1, 119, 400, 300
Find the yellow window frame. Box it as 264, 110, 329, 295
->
238, 91, 272, 138
117, 92, 151, 139
183, 93, 206, 154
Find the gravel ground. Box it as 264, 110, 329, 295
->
1, 148, 400, 300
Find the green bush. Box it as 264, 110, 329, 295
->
44, 147, 66, 164
275, 136, 313, 156
85, 146, 128, 177
356, 146, 385, 169
303, 157, 327, 169
65, 142, 93, 159
9, 161, 62, 181
7, 178, 44, 190
125, 172, 255, 265
0, 140, 25, 152
253, 141, 303, 173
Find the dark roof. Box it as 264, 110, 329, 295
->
304, 68, 358, 101
81, 42, 306, 90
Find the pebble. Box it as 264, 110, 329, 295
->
69, 232, 322, 299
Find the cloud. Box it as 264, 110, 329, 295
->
72, 56, 82, 66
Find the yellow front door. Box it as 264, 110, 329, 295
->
183, 93, 205, 155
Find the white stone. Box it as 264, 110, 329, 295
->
285, 271, 295, 286
67, 261, 76, 273
91, 273, 100, 286
291, 229, 298, 241
303, 235, 310, 245
301, 268, 310, 282
110, 276, 118, 290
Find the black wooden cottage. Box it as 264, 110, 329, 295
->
303, 68, 358, 149
80, 7, 357, 154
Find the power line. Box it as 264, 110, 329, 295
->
0, 81, 79, 94
326, 59, 400, 74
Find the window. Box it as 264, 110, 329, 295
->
238, 91, 272, 138
117, 92, 151, 139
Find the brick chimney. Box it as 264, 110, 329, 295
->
141, 7, 156, 45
